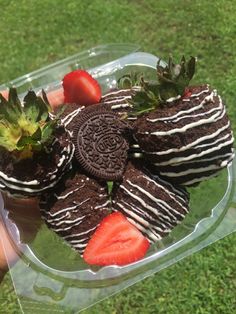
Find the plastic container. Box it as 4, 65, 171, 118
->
0, 44, 236, 313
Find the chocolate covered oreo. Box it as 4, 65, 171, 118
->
73, 107, 131, 180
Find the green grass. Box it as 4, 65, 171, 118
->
0, 0, 236, 313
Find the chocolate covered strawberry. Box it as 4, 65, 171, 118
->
0, 88, 74, 196
40, 169, 110, 254
131, 56, 234, 186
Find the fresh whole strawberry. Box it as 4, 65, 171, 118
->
83, 211, 150, 266
62, 69, 101, 105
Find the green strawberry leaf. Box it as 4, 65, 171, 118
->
41, 120, 57, 144
0, 89, 22, 124
0, 121, 21, 151
31, 127, 42, 140
16, 136, 35, 149
0, 87, 59, 156
23, 90, 50, 123
127, 55, 196, 117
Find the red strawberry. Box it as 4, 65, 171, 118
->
183, 87, 192, 98
83, 211, 150, 266
62, 69, 101, 105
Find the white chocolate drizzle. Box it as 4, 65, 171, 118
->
136, 86, 234, 185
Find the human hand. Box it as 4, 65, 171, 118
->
0, 87, 63, 285
0, 195, 43, 284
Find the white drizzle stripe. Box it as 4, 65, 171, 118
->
50, 215, 86, 227
166, 95, 181, 102
195, 132, 232, 149
120, 183, 184, 221
103, 95, 132, 104
149, 173, 188, 201
157, 178, 188, 201
169, 103, 222, 123
146, 88, 212, 122
0, 171, 39, 185
125, 215, 162, 242
137, 175, 189, 213
70, 243, 87, 249
146, 121, 231, 156
119, 198, 174, 226
52, 220, 83, 232
175, 152, 233, 166
126, 179, 187, 216
43, 212, 70, 223
63, 226, 97, 239
102, 88, 134, 98
0, 167, 69, 193
61, 107, 84, 126
94, 199, 110, 209
111, 103, 132, 110
43, 198, 90, 217
184, 172, 219, 186
67, 238, 89, 244
116, 201, 150, 227
122, 198, 175, 229
154, 137, 234, 166
115, 208, 160, 242
117, 201, 171, 235
0, 142, 74, 194
143, 167, 188, 201
145, 100, 226, 136
54, 186, 84, 200
159, 154, 234, 177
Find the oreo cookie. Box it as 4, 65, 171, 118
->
73, 107, 131, 181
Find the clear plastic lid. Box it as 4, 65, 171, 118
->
0, 44, 235, 313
